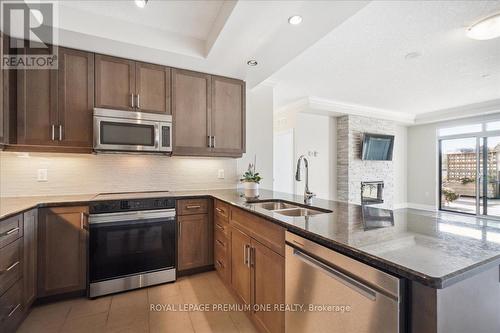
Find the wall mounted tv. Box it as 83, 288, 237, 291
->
361, 133, 395, 161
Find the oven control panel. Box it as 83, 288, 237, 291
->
90, 198, 175, 214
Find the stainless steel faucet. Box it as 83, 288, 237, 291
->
295, 155, 316, 205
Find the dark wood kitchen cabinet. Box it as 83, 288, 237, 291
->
16, 47, 58, 146
177, 214, 210, 271
172, 69, 211, 156
172, 69, 245, 157
211, 76, 245, 156
57, 47, 94, 147
95, 54, 171, 113
16, 46, 94, 150
230, 226, 252, 305
37, 206, 88, 297
22, 209, 37, 308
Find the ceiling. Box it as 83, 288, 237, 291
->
17, 0, 500, 123
270, 1, 500, 123
37, 0, 369, 88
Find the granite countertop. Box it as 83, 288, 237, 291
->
2, 189, 500, 289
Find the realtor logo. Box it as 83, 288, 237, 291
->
1, 1, 58, 69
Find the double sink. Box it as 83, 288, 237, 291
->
250, 200, 332, 217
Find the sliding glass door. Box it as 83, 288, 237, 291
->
439, 137, 479, 215
439, 126, 500, 218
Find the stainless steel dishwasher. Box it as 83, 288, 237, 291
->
286, 232, 403, 333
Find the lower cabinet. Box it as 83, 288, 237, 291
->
37, 206, 88, 297
177, 214, 210, 271
23, 209, 37, 308
217, 204, 286, 333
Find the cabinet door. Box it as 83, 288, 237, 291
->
231, 227, 251, 305
211, 76, 245, 156
17, 48, 58, 145
136, 62, 171, 114
58, 47, 94, 147
251, 239, 285, 333
23, 209, 37, 308
0, 32, 3, 143
172, 69, 211, 156
95, 54, 135, 111
177, 214, 209, 271
37, 206, 88, 297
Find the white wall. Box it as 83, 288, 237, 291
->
237, 84, 274, 190
273, 110, 337, 200
407, 112, 500, 210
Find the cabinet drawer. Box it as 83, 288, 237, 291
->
214, 244, 230, 283
0, 215, 23, 249
214, 228, 229, 255
230, 207, 285, 256
214, 200, 230, 221
177, 199, 208, 215
0, 279, 24, 333
0, 239, 22, 296
214, 215, 229, 237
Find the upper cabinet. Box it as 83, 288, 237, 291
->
172, 69, 211, 156
95, 55, 171, 114
58, 48, 94, 147
211, 76, 245, 156
16, 47, 94, 149
172, 69, 245, 157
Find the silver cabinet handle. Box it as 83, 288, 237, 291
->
250, 247, 255, 267
212, 136, 216, 148
136, 94, 140, 109
51, 124, 55, 141
186, 205, 201, 209
131, 94, 135, 108
243, 244, 248, 266
59, 125, 63, 141
179, 222, 182, 238
1, 227, 19, 237
215, 223, 224, 232
1, 260, 20, 274
207, 136, 211, 148
8, 304, 21, 317
215, 207, 224, 214
216, 259, 224, 269
216, 239, 225, 248
246, 245, 251, 268
293, 248, 377, 301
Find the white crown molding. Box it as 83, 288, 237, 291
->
275, 97, 416, 124
414, 99, 500, 125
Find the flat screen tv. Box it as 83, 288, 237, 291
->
361, 133, 394, 161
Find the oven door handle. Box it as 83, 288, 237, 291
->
89, 209, 176, 224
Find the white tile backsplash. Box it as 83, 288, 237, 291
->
0, 152, 238, 197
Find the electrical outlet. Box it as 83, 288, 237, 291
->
217, 169, 225, 179
37, 169, 48, 182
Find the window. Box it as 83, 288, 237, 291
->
438, 124, 482, 137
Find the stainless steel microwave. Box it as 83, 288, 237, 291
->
93, 108, 172, 154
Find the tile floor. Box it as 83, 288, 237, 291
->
17, 271, 258, 333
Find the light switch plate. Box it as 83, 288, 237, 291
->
218, 169, 225, 179
37, 169, 48, 182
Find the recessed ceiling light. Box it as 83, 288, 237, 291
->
404, 52, 421, 60
288, 15, 303, 25
135, 0, 148, 8
467, 13, 500, 40
247, 60, 258, 66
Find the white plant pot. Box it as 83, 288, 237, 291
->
243, 182, 259, 198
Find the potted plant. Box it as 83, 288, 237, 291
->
240, 157, 262, 198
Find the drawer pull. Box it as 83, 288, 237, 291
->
186, 205, 201, 209
215, 224, 225, 231
216, 259, 224, 268
215, 207, 225, 214
8, 303, 21, 317
1, 261, 20, 274
1, 227, 19, 237
216, 239, 225, 247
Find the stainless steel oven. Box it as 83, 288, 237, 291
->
88, 197, 176, 297
93, 108, 172, 153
